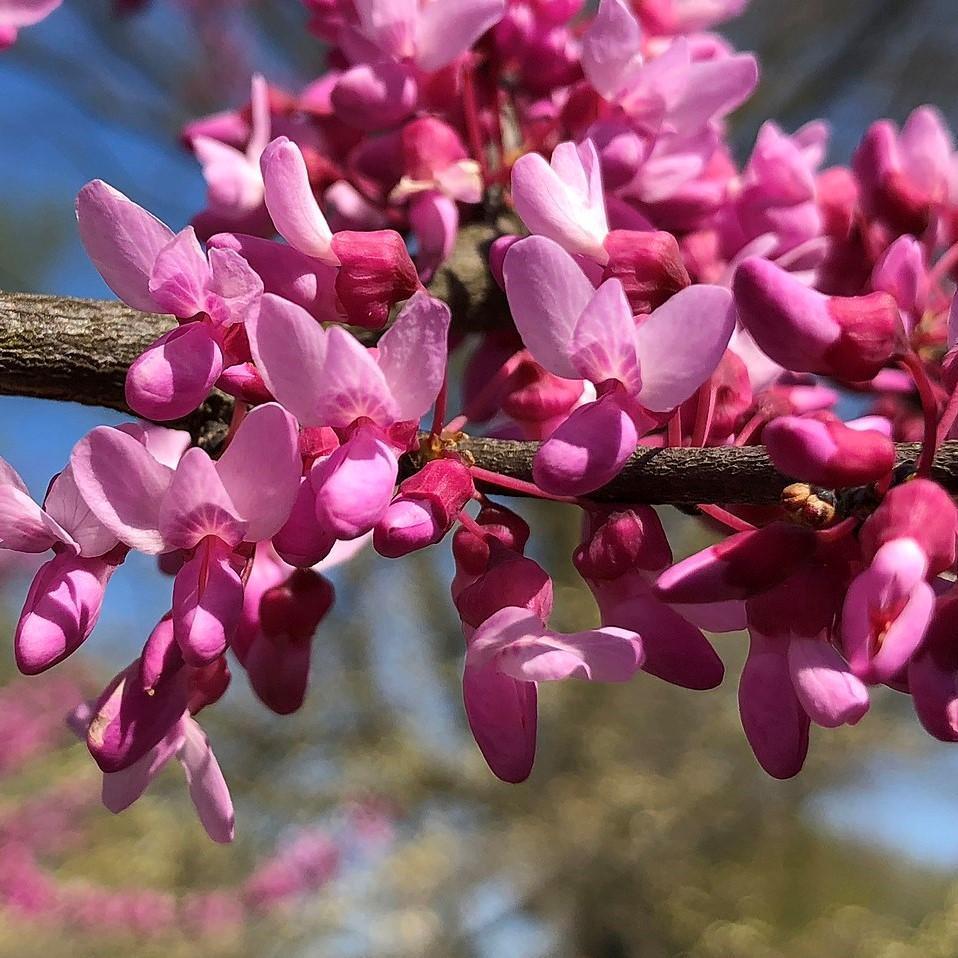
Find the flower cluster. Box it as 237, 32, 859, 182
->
8, 0, 958, 838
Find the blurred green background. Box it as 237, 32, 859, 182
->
2, 0, 958, 955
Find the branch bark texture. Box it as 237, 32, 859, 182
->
0, 287, 949, 506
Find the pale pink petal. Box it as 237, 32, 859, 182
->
0, 0, 62, 28
261, 137, 338, 264
43, 464, 118, 557
414, 0, 505, 71
101, 722, 185, 813
739, 632, 809, 779
247, 293, 329, 425
148, 228, 210, 318
116, 422, 191, 470
76, 180, 174, 312
0, 484, 67, 552
503, 235, 596, 380
215, 403, 300, 541
193, 136, 262, 216
571, 278, 642, 393
70, 426, 174, 555
177, 718, 235, 843
159, 449, 246, 551
787, 638, 869, 728
313, 326, 399, 427
312, 428, 398, 540
408, 191, 458, 283
469, 606, 644, 682
533, 390, 638, 495
172, 537, 244, 666
511, 146, 609, 262
462, 659, 537, 783
353, 0, 417, 58
205, 247, 265, 326
581, 0, 644, 100
125, 325, 224, 421
0, 455, 28, 494
634, 284, 735, 411
376, 290, 451, 422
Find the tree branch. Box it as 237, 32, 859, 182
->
0, 284, 949, 507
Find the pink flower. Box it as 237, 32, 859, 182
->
511, 139, 610, 262
343, 0, 505, 72
636, 0, 749, 34
248, 290, 450, 538
763, 414, 896, 488
741, 564, 868, 779
853, 106, 954, 236
76, 181, 265, 418
71, 701, 234, 843
842, 538, 936, 684
71, 403, 301, 664
503, 235, 735, 493
190, 74, 273, 239
0, 0, 61, 49
732, 255, 901, 381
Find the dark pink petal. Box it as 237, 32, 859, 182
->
86, 661, 191, 773
125, 325, 224, 421
330, 60, 417, 132
312, 428, 399, 539
462, 659, 537, 783
533, 390, 638, 495
70, 426, 174, 554
215, 403, 300, 541
172, 536, 244, 666
272, 470, 337, 568
76, 180, 173, 312
14, 551, 117, 674
739, 632, 809, 779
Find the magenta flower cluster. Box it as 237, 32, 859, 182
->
5, 0, 958, 838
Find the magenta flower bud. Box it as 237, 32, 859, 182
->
909, 588, 958, 741
272, 472, 337, 568
489, 235, 521, 290
15, 551, 120, 675
86, 661, 191, 773
854, 120, 932, 236
733, 256, 901, 381
452, 503, 531, 576
139, 614, 181, 693
329, 230, 421, 329
763, 415, 896, 487
860, 479, 958, 575
374, 500, 442, 559
654, 522, 818, 604
216, 361, 273, 404
244, 570, 335, 714
330, 61, 417, 132
400, 117, 469, 180
600, 230, 691, 314
455, 549, 554, 628
501, 357, 583, 423
871, 235, 928, 323
574, 506, 672, 581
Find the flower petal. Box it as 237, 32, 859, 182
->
177, 718, 235, 843
414, 0, 505, 71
